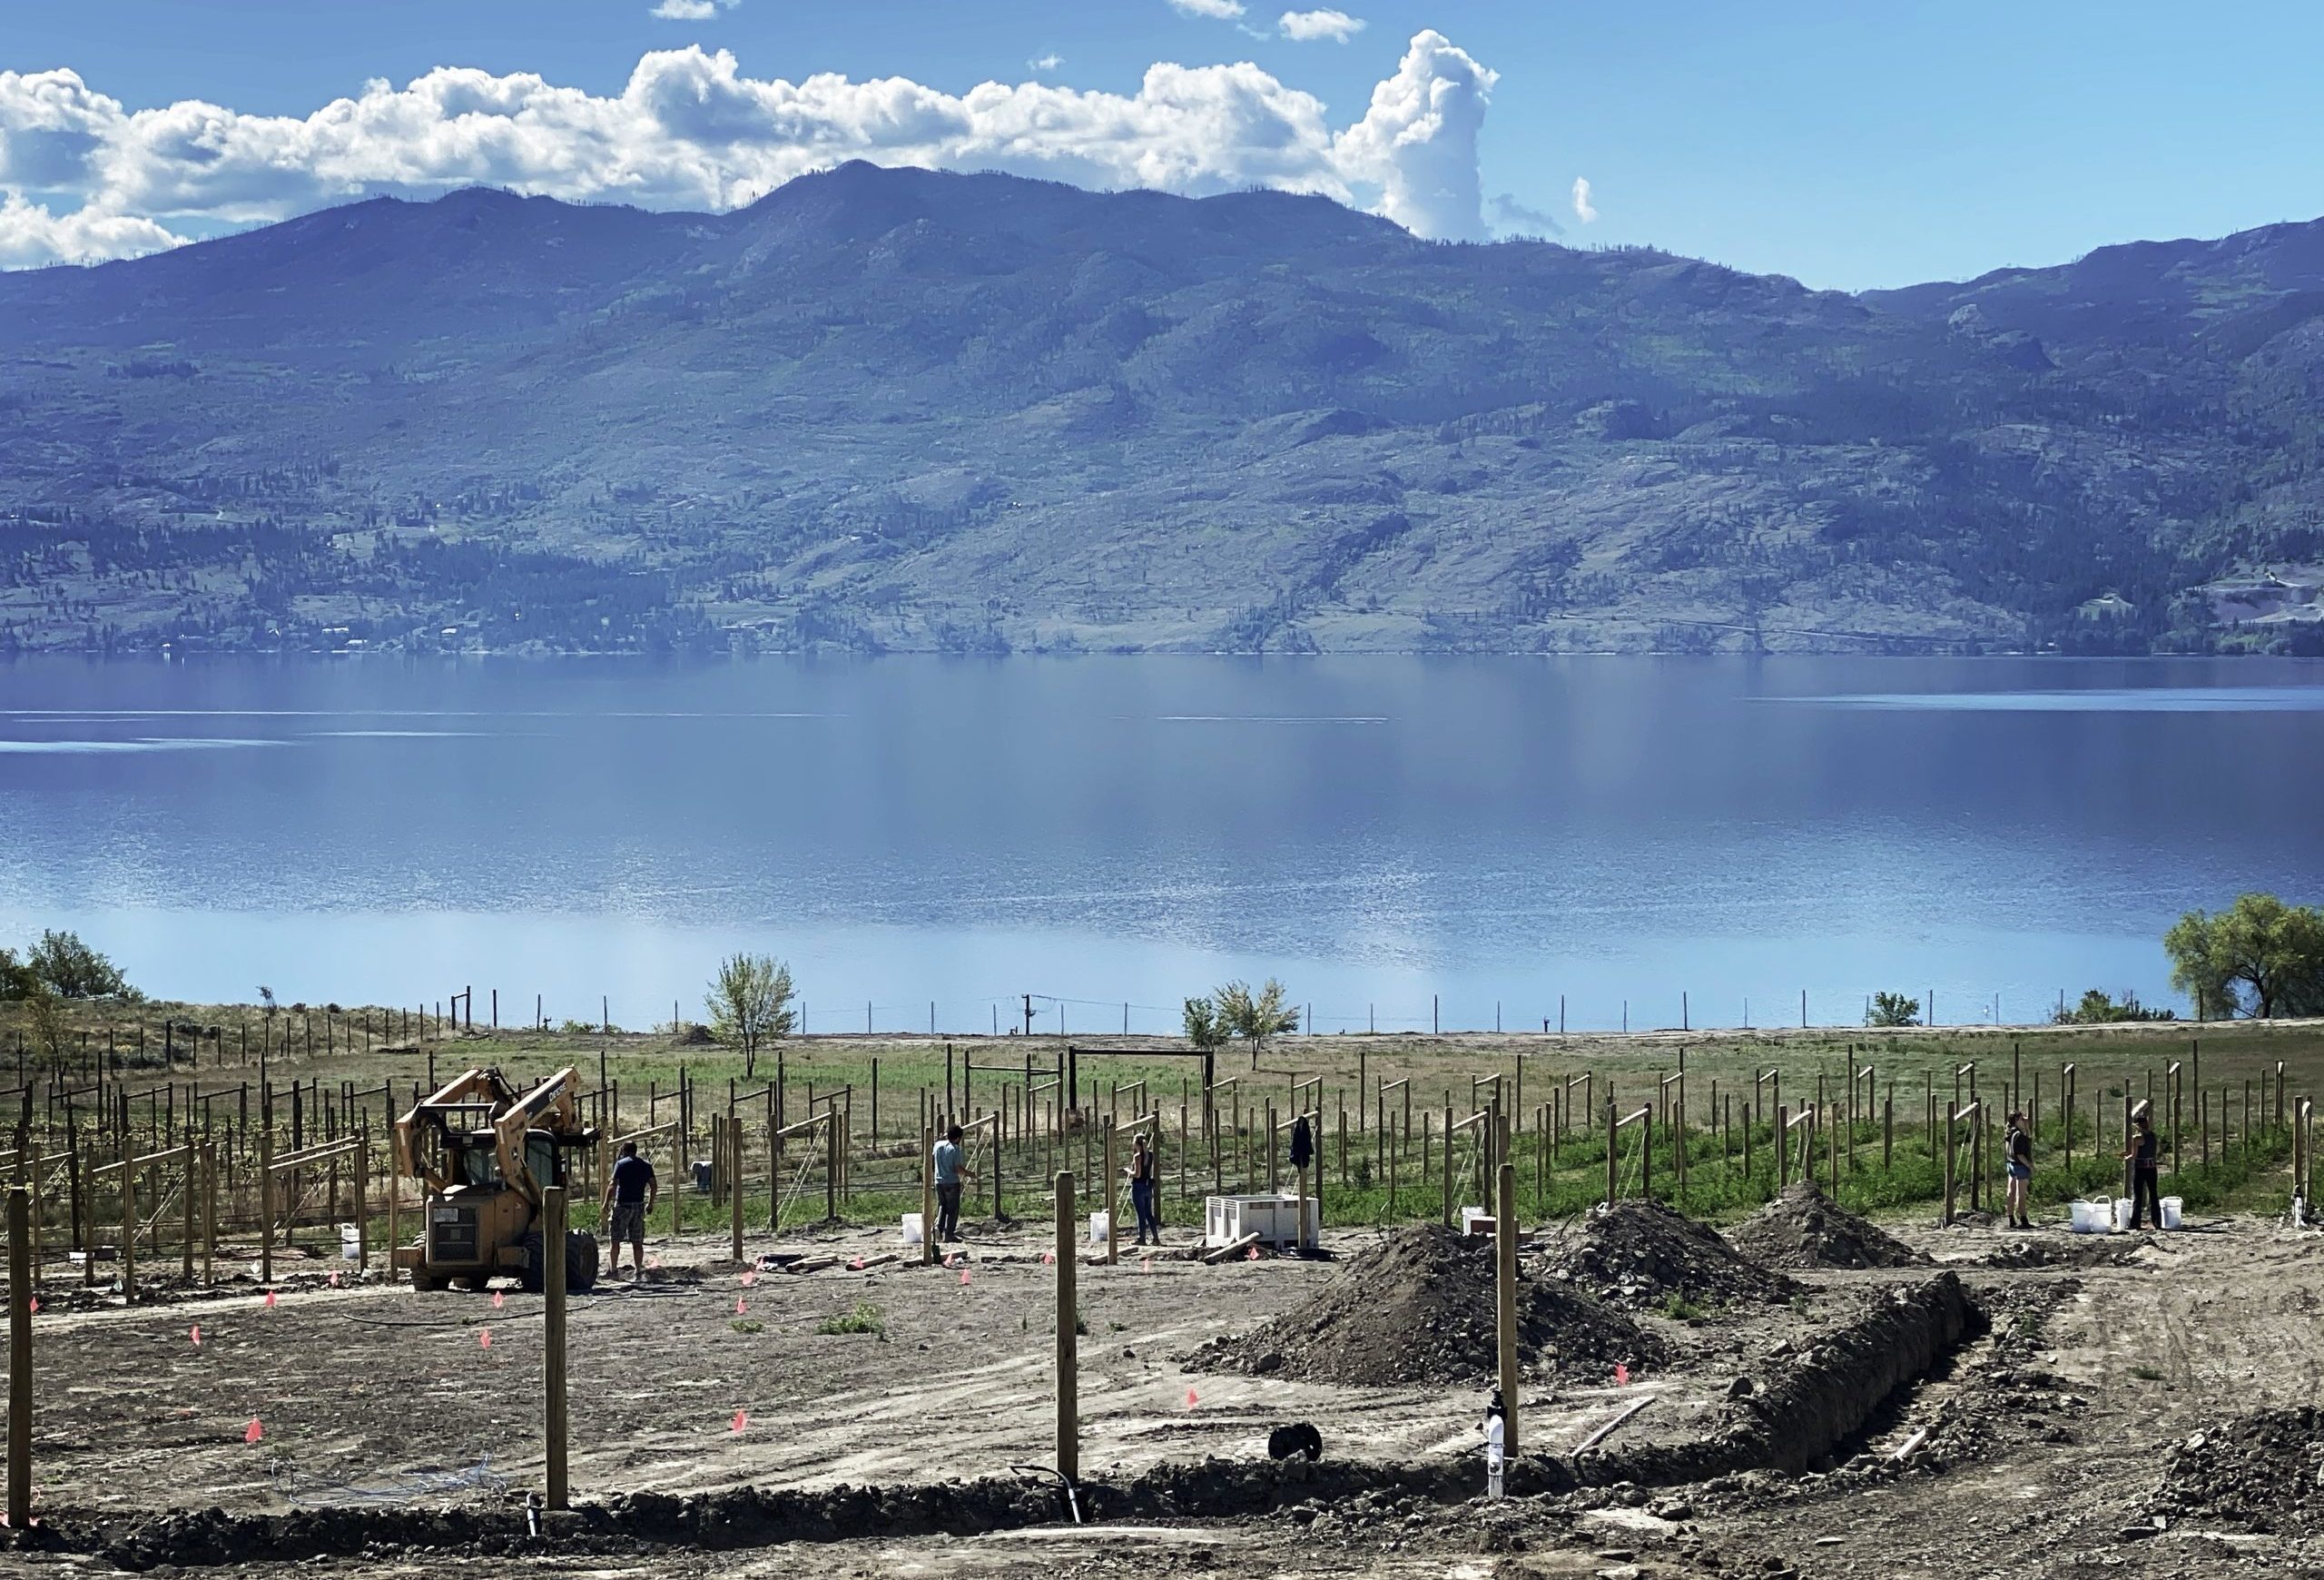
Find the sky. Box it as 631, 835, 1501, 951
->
4, 1, 2322, 288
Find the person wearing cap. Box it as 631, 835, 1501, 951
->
933, 1124, 970, 1242
2004, 1110, 2034, 1229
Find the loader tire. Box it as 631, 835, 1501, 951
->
566, 1231, 599, 1293
517, 1229, 547, 1295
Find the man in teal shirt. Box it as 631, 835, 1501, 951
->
933, 1124, 968, 1242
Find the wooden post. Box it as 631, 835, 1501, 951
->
1942, 1103, 1957, 1227
1776, 1106, 1789, 1188
202, 1141, 217, 1285
1104, 1125, 1118, 1266
1444, 1105, 1456, 1223
543, 1184, 568, 1510
921, 1124, 936, 1267
1055, 1170, 1078, 1486
729, 1116, 745, 1262
351, 1138, 368, 1273
669, 1127, 683, 1243
1496, 1158, 1519, 1459
383, 1142, 397, 1287
1604, 1101, 1617, 1207
7, 1186, 27, 1531
121, 1152, 137, 1300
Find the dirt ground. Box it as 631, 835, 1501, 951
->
5, 1199, 2323, 1577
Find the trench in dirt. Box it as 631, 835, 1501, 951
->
56, 1272, 1982, 1573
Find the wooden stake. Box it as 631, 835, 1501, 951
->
7, 1185, 27, 1530
1055, 1170, 1078, 1486
1496, 1157, 1519, 1460
543, 1184, 568, 1510
729, 1116, 745, 1263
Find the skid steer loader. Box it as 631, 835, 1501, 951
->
393, 1065, 600, 1293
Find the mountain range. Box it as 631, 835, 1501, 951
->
2, 161, 2321, 656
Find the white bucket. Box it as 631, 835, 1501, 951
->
1088, 1210, 1110, 1245
338, 1223, 361, 1260
2161, 1196, 2182, 1230
900, 1211, 924, 1246
2068, 1200, 2092, 1232
2113, 1197, 2135, 1232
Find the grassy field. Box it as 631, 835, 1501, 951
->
3, 995, 2317, 1247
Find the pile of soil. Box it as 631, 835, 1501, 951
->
2152, 1408, 2324, 1533
1543, 1199, 1801, 1310
1728, 1182, 1928, 1270
1189, 1224, 1665, 1387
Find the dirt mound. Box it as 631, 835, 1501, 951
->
1728, 1183, 1928, 1270
1190, 1224, 1664, 1387
1974, 1234, 2142, 1270
2152, 1408, 2324, 1532
1544, 1199, 1801, 1310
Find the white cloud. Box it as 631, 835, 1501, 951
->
1333, 29, 1496, 242
1571, 175, 1597, 224
0, 192, 183, 268
1169, 0, 1247, 17
0, 34, 1504, 265
1490, 192, 1561, 239
1030, 54, 1064, 74
650, 0, 718, 17
1279, 8, 1364, 42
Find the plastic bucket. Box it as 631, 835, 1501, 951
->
338, 1223, 361, 1260
2068, 1200, 2092, 1232
1088, 1210, 1110, 1245
2113, 1197, 2135, 1232
2161, 1196, 2182, 1230
901, 1212, 924, 1246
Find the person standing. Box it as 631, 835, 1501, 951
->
2004, 1110, 2034, 1229
602, 1139, 657, 1278
1128, 1131, 1162, 1246
2122, 1111, 2163, 1229
933, 1123, 969, 1243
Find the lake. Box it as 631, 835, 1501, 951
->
2, 655, 2319, 1034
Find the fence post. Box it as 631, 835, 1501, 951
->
1496, 1158, 1519, 1460
543, 1184, 568, 1511
7, 1186, 28, 1531
1055, 1170, 1078, 1487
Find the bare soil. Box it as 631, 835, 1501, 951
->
6, 1204, 2324, 1578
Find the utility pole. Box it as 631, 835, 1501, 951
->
1023, 994, 1035, 1037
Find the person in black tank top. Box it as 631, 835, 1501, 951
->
2121, 1111, 2162, 1229
2004, 1111, 2034, 1229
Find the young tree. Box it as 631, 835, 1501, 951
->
1215, 977, 1299, 1060
1865, 992, 1921, 1028
1182, 996, 1226, 1051
27, 930, 128, 999
705, 953, 796, 1077
2166, 893, 2324, 1019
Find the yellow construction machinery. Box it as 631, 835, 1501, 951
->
393, 1065, 600, 1293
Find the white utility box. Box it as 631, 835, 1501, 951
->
1204, 1192, 1320, 1251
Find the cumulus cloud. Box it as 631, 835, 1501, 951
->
1571, 175, 1597, 224
1489, 192, 1561, 239
650, 0, 719, 17
1332, 29, 1496, 242
1279, 8, 1364, 42
0, 34, 1504, 266
0, 192, 183, 267
1029, 54, 1064, 74
1168, 0, 1246, 17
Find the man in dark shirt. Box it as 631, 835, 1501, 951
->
2122, 1111, 2162, 1230
603, 1140, 658, 1278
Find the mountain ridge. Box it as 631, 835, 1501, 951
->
2, 163, 2320, 657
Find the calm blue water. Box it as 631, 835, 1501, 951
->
2, 655, 2319, 1033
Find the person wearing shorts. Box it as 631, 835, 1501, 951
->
2004, 1110, 2034, 1229
603, 1140, 657, 1277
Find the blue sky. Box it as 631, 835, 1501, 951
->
5, 0, 2320, 286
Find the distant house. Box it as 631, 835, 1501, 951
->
2077, 593, 2135, 620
